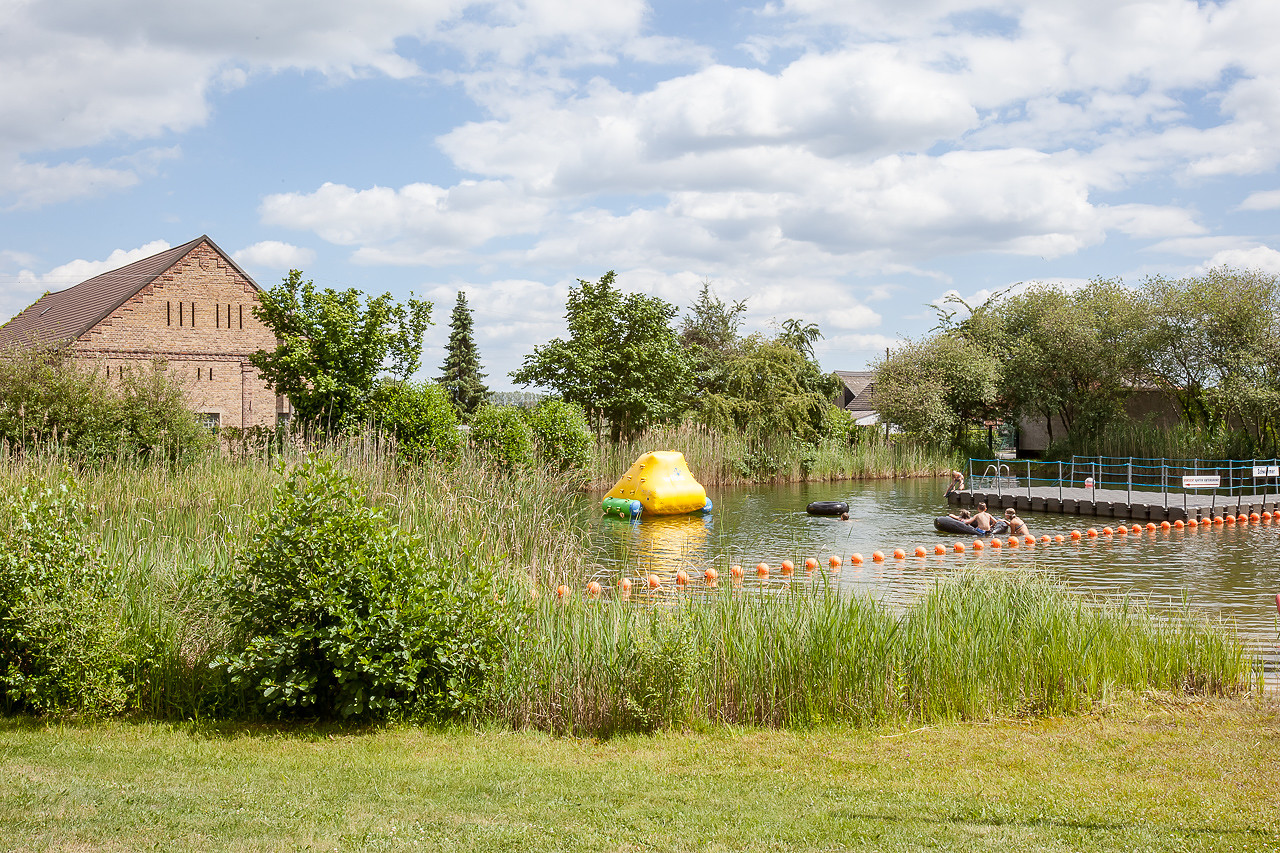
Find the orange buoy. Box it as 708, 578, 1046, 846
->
1224, 515, 1235, 525
756, 562, 770, 577
1214, 516, 1225, 525
675, 569, 690, 586
730, 564, 744, 579
556, 584, 571, 599
955, 542, 967, 552
1160, 520, 1171, 531
1263, 511, 1273, 521
1071, 529, 1082, 540
1130, 525, 1141, 534
1054, 534, 1065, 543
1087, 528, 1099, 537
1173, 519, 1184, 529
892, 548, 906, 560
1145, 522, 1156, 531
1115, 525, 1127, 536
1187, 518, 1198, 528
914, 546, 927, 557
704, 568, 718, 584
1276, 592, 1280, 616
850, 553, 864, 565
1039, 535, 1050, 544
780, 560, 794, 575
1103, 526, 1114, 536
971, 540, 982, 551
1251, 512, 1261, 523
934, 544, 947, 555
618, 577, 632, 597
647, 574, 662, 589
804, 557, 820, 571
1007, 537, 1019, 548
587, 581, 602, 598
828, 555, 842, 567
872, 550, 886, 562
990, 538, 1002, 549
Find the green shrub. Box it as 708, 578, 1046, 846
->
0, 477, 132, 716
0, 346, 210, 462
368, 379, 461, 465
216, 457, 514, 721
468, 404, 535, 469
525, 399, 592, 473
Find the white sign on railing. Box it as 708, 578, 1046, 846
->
1252, 466, 1280, 477
1183, 475, 1221, 488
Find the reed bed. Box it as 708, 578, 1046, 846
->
0, 444, 1256, 727
591, 423, 961, 489
488, 572, 1260, 735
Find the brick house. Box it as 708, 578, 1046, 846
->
0, 235, 290, 430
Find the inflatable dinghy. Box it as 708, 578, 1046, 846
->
933, 516, 1010, 537
806, 500, 849, 516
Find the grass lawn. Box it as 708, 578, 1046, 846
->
3, 695, 1278, 852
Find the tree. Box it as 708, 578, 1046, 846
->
511, 271, 692, 442
367, 379, 461, 465
873, 334, 1002, 445
698, 334, 841, 443
250, 270, 432, 430
437, 291, 489, 416
680, 281, 747, 398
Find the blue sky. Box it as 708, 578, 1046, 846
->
3, 0, 1279, 389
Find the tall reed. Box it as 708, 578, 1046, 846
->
487, 572, 1259, 735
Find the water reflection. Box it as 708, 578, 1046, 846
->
584, 476, 1280, 652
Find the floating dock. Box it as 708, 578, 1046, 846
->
948, 486, 1280, 523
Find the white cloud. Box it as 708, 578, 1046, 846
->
233, 241, 316, 270
1238, 189, 1280, 211
1196, 245, 1280, 275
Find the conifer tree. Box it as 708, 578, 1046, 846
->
437, 291, 488, 415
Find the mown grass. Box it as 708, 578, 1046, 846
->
2, 695, 1278, 852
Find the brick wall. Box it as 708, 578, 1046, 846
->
72, 243, 284, 429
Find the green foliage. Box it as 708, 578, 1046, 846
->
0, 478, 132, 716
250, 270, 433, 431
468, 405, 535, 470
524, 399, 592, 473
680, 281, 747, 398
511, 271, 692, 442
0, 347, 211, 462
368, 379, 461, 465
620, 615, 696, 733
216, 458, 513, 721
698, 336, 841, 444
437, 291, 489, 416
873, 334, 1001, 445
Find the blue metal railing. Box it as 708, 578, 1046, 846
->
965, 456, 1280, 509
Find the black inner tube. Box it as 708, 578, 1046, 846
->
807, 500, 849, 516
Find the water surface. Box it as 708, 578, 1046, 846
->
583, 477, 1280, 653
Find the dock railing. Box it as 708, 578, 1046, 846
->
965, 455, 1280, 508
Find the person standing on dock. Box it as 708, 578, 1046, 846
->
945, 470, 965, 496
1005, 508, 1030, 537
971, 502, 994, 531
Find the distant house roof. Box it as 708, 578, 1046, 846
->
0, 235, 256, 349
833, 370, 879, 416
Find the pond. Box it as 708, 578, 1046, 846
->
583, 476, 1280, 657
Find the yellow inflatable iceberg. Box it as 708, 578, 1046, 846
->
602, 451, 711, 517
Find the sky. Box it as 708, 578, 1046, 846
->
3, 0, 1280, 390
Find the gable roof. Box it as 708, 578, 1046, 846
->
0, 235, 258, 349
833, 370, 879, 414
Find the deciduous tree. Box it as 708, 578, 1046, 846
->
250, 270, 432, 430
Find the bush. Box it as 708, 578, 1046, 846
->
216, 457, 514, 721
468, 404, 535, 469
0, 477, 132, 716
0, 346, 211, 462
368, 379, 461, 465
525, 399, 592, 473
